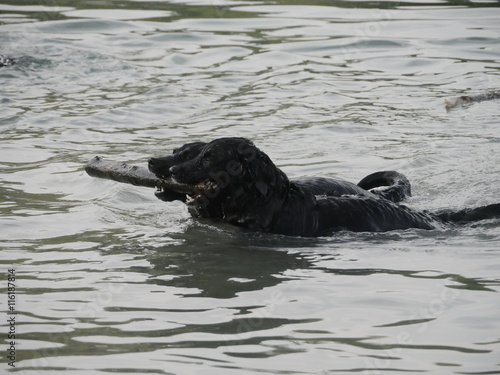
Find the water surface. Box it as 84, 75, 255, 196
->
1, 0, 499, 374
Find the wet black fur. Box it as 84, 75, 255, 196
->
149, 142, 411, 203
150, 138, 500, 236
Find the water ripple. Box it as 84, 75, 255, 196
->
1, 1, 499, 374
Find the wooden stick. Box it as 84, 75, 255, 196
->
445, 91, 500, 109
85, 156, 194, 193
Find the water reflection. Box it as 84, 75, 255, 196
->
140, 226, 313, 298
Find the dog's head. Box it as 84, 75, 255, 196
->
170, 137, 286, 195
169, 138, 290, 225
169, 137, 290, 228
148, 142, 206, 179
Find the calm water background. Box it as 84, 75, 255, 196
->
1, 0, 500, 374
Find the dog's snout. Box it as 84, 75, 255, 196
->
148, 157, 158, 168
169, 165, 179, 175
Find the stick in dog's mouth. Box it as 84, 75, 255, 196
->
161, 179, 218, 200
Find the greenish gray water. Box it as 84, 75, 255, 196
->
1, 0, 499, 374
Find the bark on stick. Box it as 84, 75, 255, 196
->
85, 156, 193, 193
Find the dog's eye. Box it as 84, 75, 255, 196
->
200, 151, 213, 166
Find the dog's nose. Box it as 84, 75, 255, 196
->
169, 165, 179, 175
148, 157, 158, 169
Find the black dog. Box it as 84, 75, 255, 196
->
149, 142, 411, 203
150, 138, 499, 236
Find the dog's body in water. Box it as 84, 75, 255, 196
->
149, 137, 500, 237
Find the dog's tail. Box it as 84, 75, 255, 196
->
432, 203, 500, 224
358, 171, 411, 203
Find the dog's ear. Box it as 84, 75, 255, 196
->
237, 142, 285, 200
254, 181, 268, 197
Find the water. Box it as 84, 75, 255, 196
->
1, 0, 499, 374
